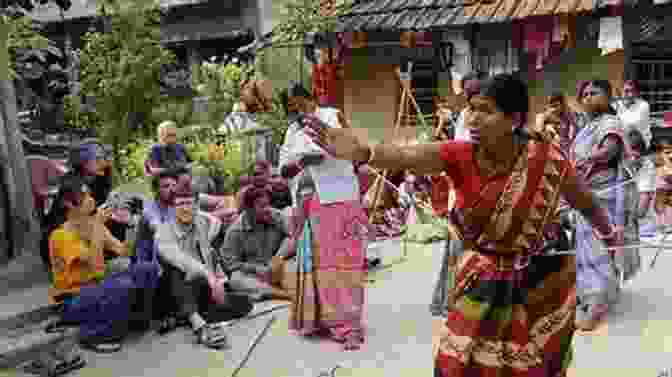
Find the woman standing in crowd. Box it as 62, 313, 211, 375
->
652, 126, 672, 230
573, 79, 641, 331
279, 82, 369, 350
309, 73, 622, 376
615, 80, 656, 233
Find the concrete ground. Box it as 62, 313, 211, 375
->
1, 237, 672, 377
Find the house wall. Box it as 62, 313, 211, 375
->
342, 54, 400, 143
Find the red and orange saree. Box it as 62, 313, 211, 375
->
434, 139, 591, 377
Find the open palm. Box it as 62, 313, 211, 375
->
323, 128, 367, 161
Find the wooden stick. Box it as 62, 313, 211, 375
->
230, 315, 277, 377
221, 304, 289, 328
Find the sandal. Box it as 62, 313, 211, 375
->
45, 320, 74, 334
80, 339, 122, 354
157, 316, 179, 335
21, 355, 86, 377
343, 335, 363, 351
196, 323, 230, 349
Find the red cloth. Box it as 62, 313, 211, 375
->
665, 111, 672, 127
312, 62, 339, 106
430, 175, 452, 217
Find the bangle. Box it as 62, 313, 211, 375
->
366, 144, 376, 165
594, 225, 616, 240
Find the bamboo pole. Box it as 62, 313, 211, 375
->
367, 68, 410, 223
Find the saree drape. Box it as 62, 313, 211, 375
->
284, 192, 368, 343
435, 140, 577, 377
572, 113, 640, 319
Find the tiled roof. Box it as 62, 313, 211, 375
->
337, 0, 595, 31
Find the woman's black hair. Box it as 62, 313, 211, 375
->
40, 173, 88, 270
548, 90, 566, 104
580, 79, 617, 115
479, 73, 529, 117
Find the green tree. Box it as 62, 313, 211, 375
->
77, 0, 174, 178
271, 0, 353, 44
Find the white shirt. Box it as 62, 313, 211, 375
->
616, 98, 651, 147
279, 107, 358, 205
615, 99, 654, 191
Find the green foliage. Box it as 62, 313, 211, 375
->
190, 59, 288, 153
150, 96, 196, 128
62, 93, 102, 130
2, 11, 50, 80
76, 0, 175, 170
188, 139, 246, 194
271, 0, 354, 44
254, 92, 290, 145
117, 137, 154, 184
254, 46, 311, 92
191, 60, 254, 125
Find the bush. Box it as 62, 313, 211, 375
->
119, 138, 154, 184
117, 131, 249, 195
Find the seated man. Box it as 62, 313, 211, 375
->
253, 160, 292, 210
48, 174, 159, 353
154, 184, 253, 349
135, 173, 226, 331
220, 182, 294, 302
145, 121, 192, 178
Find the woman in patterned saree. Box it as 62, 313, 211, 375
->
278, 82, 369, 351
309, 74, 621, 376
572, 80, 641, 331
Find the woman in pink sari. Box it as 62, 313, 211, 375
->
279, 82, 368, 350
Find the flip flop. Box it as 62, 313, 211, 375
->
157, 316, 179, 335
80, 340, 122, 354
196, 323, 230, 349
21, 356, 86, 377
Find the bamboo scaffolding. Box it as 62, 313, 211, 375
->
368, 65, 430, 223
367, 68, 409, 223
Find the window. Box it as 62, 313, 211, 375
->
633, 58, 672, 120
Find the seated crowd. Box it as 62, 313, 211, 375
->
43, 118, 297, 353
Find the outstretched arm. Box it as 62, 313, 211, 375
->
316, 127, 450, 175
361, 142, 448, 175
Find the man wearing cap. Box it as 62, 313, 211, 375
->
153, 182, 253, 348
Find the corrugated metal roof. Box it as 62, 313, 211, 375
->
337, 0, 594, 31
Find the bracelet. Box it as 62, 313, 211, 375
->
594, 225, 616, 240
